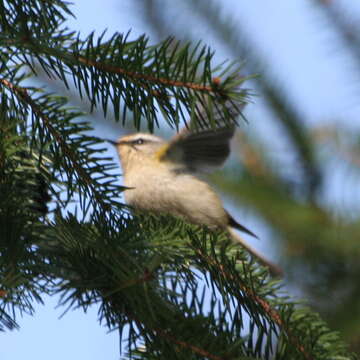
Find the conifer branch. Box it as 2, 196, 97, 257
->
193, 246, 312, 360
122, 305, 228, 360
1, 26, 247, 130
76, 56, 215, 92
3, 35, 217, 93
0, 77, 112, 213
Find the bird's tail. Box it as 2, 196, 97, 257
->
227, 212, 259, 239
228, 228, 283, 277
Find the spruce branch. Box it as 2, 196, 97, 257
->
0, 77, 124, 215
0, 128, 53, 330
45, 215, 249, 359
121, 306, 230, 360
77, 54, 218, 93
192, 245, 310, 360
0, 11, 248, 131
45, 213, 354, 359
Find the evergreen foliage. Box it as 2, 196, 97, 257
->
0, 1, 357, 359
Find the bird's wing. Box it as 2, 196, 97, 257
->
157, 88, 246, 173
156, 127, 235, 172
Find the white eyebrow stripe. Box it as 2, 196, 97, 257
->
131, 134, 163, 143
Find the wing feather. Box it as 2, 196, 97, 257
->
160, 128, 234, 172
158, 97, 245, 172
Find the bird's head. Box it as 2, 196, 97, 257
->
108, 133, 166, 172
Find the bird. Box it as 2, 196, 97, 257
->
108, 96, 282, 276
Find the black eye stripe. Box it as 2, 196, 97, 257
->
133, 138, 144, 145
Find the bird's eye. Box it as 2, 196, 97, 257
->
134, 138, 144, 145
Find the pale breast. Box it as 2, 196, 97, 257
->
123, 165, 228, 230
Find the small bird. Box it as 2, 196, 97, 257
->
109, 100, 282, 276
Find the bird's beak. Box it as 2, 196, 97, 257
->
106, 139, 125, 146
106, 139, 118, 146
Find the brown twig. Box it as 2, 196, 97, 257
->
77, 56, 215, 93
121, 307, 227, 360
154, 327, 225, 360
193, 247, 312, 360
119, 269, 154, 290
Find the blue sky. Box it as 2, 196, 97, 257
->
2, 1, 360, 359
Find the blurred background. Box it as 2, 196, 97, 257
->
3, 1, 360, 358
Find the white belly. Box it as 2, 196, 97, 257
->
123, 166, 227, 229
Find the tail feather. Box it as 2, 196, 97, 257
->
226, 212, 283, 277
226, 211, 258, 239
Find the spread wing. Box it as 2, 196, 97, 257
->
157, 89, 246, 173
158, 127, 235, 172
